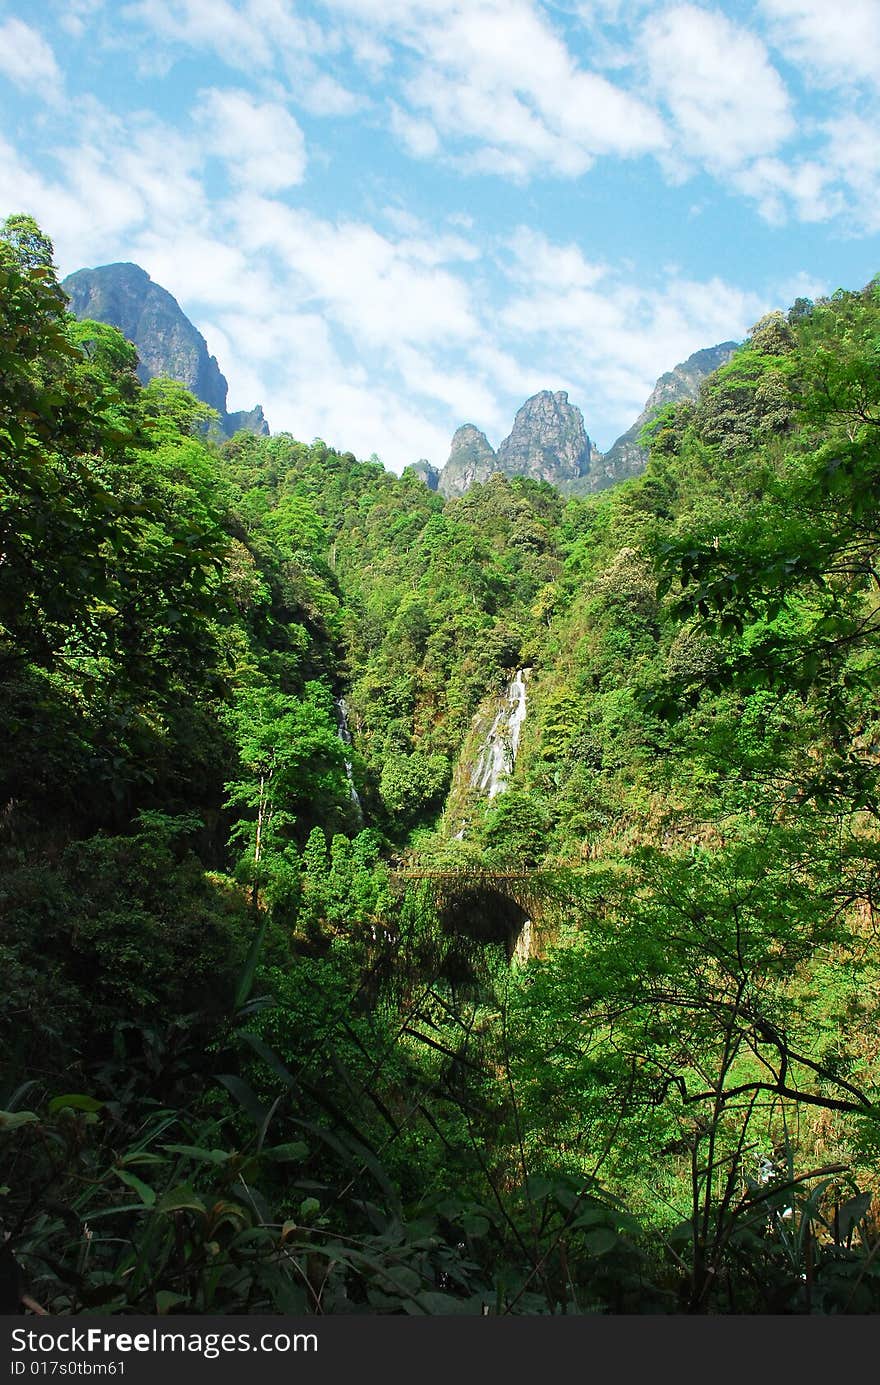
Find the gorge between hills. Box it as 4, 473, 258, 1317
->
4, 210, 880, 1316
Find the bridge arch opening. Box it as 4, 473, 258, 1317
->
437, 882, 530, 958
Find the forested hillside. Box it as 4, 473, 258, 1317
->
4, 213, 880, 1314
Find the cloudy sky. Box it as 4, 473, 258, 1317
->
1, 0, 879, 469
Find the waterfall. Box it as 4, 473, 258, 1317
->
511, 917, 532, 966
469, 668, 528, 800
334, 697, 363, 821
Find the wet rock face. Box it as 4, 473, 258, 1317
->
495, 390, 593, 485
438, 425, 498, 497
62, 261, 269, 439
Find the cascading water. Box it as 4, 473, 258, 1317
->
334, 696, 364, 822
469, 668, 528, 800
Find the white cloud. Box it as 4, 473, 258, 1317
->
123, 0, 274, 66
0, 88, 490, 469
732, 155, 843, 226
295, 73, 361, 116
760, 0, 880, 90
575, 0, 659, 18
822, 113, 880, 233
497, 227, 767, 444
0, 85, 808, 470
3, 2, 871, 472
642, 4, 793, 169
50, 0, 106, 39
124, 0, 359, 114
201, 304, 458, 466
126, 229, 277, 317
195, 88, 307, 191
725, 110, 880, 233
773, 270, 830, 306
236, 196, 481, 348
0, 137, 86, 249
328, 0, 666, 177
0, 98, 210, 270
346, 26, 392, 77
394, 343, 505, 424
0, 17, 61, 94
284, 380, 453, 466
389, 103, 440, 159
506, 227, 606, 291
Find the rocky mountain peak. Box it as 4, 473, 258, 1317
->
405, 459, 441, 491
432, 339, 740, 500
495, 389, 593, 485
62, 262, 269, 439
438, 424, 497, 498
596, 341, 739, 490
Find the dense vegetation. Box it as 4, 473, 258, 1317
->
4, 214, 880, 1314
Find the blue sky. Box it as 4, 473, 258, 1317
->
1, 0, 879, 470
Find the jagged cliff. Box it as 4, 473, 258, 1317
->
496, 390, 596, 486
438, 425, 498, 498
405, 458, 441, 491
431, 344, 739, 499
595, 342, 739, 489
439, 393, 597, 498
62, 262, 269, 439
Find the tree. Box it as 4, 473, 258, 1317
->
379, 751, 450, 824
225, 683, 350, 909
0, 214, 121, 670
1, 213, 56, 269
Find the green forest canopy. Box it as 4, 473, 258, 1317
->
3, 214, 880, 1313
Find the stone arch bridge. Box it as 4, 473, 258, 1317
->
390, 865, 582, 961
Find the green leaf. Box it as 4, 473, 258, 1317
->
381, 1265, 422, 1296
583, 1226, 620, 1256
115, 1169, 156, 1207
571, 1207, 619, 1231
263, 1141, 309, 1163
0, 1110, 38, 1131
48, 1094, 103, 1113
156, 1184, 207, 1215
161, 1143, 230, 1165
460, 1213, 490, 1237
524, 1175, 553, 1200
837, 1191, 872, 1242
234, 916, 268, 1012
218, 1074, 268, 1128
155, 1290, 189, 1315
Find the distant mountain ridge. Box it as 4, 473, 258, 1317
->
597, 341, 739, 488
62, 262, 269, 440
430, 340, 741, 498
438, 390, 600, 498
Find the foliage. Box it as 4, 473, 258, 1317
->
4, 217, 880, 1314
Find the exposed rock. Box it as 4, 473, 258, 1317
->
405, 458, 441, 491
438, 425, 498, 498
437, 345, 742, 500
224, 405, 270, 438
495, 389, 593, 486
438, 391, 597, 498
596, 342, 739, 489
62, 262, 269, 439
